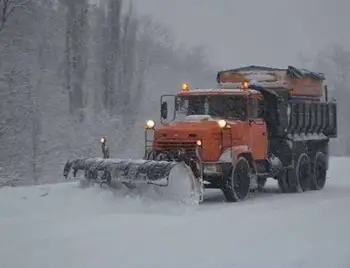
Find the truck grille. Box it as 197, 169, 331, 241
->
157, 140, 197, 152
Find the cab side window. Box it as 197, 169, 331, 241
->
258, 99, 266, 117
249, 98, 259, 118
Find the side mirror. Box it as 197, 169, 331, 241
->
161, 102, 168, 119
175, 98, 179, 111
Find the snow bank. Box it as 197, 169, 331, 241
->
1, 157, 350, 268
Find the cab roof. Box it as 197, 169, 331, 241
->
177, 88, 261, 96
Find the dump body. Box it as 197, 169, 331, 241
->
217, 65, 325, 99
214, 65, 337, 138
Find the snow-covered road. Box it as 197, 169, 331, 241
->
1, 157, 350, 268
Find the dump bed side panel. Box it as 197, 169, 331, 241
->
286, 75, 323, 98
285, 101, 337, 138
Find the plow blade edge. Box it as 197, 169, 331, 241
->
64, 158, 186, 186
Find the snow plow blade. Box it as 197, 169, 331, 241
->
63, 158, 181, 186
63, 158, 201, 203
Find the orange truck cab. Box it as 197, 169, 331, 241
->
143, 65, 338, 202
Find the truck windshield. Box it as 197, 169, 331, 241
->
177, 95, 246, 119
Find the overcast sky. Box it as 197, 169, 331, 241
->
130, 0, 350, 69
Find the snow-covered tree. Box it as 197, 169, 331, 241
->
0, 0, 217, 185
61, 0, 89, 122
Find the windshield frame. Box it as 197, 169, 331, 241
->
176, 94, 248, 120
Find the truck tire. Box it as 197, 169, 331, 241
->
295, 153, 311, 192
277, 153, 311, 193
310, 151, 327, 190
222, 156, 251, 202
277, 170, 290, 193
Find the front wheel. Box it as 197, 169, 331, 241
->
222, 157, 251, 202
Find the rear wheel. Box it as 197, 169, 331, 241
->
277, 153, 311, 193
222, 157, 251, 202
277, 170, 290, 193
310, 152, 327, 190
296, 153, 311, 192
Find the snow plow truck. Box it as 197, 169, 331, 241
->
63, 65, 337, 203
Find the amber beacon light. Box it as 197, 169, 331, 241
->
181, 83, 189, 91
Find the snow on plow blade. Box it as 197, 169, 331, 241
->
63, 158, 181, 186
63, 158, 200, 204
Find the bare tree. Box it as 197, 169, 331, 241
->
119, 3, 139, 120
62, 0, 89, 122
99, 0, 122, 114
0, 0, 48, 184
0, 0, 31, 33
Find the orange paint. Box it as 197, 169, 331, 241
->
153, 115, 268, 163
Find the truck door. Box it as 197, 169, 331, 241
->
248, 98, 268, 160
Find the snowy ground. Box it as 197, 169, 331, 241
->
1, 157, 350, 268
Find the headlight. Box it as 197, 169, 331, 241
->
145, 120, 155, 129
218, 119, 227, 128
196, 140, 202, 146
